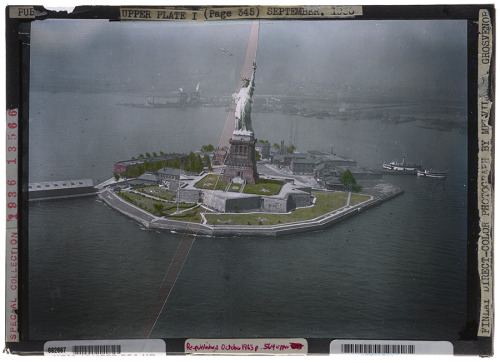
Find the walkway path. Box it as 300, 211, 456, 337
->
100, 189, 156, 225
129, 189, 172, 202
95, 177, 118, 190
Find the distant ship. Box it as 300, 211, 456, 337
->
117, 84, 201, 109
382, 157, 421, 174
417, 169, 448, 179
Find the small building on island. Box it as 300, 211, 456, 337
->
335, 165, 383, 180
308, 151, 357, 168
255, 141, 271, 159
157, 167, 181, 187
290, 158, 317, 175
114, 153, 189, 178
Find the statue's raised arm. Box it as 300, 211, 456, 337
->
232, 62, 257, 132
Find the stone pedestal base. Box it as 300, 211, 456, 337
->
222, 131, 259, 185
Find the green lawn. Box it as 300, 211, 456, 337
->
136, 186, 175, 201
229, 183, 242, 192
194, 174, 228, 191
165, 205, 204, 223
194, 175, 282, 195
118, 191, 196, 217
205, 191, 348, 225
118, 189, 371, 227
349, 193, 371, 206
118, 191, 166, 216
242, 178, 283, 196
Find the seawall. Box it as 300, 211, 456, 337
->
99, 189, 156, 228
99, 187, 403, 238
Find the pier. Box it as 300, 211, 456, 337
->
29, 179, 97, 202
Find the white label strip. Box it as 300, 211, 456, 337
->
44, 339, 166, 356
330, 340, 453, 355
5, 109, 18, 231
5, 109, 19, 343
9, 6, 36, 18
120, 6, 363, 21
185, 338, 307, 354
477, 8, 493, 338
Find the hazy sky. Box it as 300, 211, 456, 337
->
30, 18, 467, 102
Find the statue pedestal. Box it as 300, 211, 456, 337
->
222, 131, 259, 185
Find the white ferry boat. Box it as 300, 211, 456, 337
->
382, 157, 421, 174
417, 169, 448, 179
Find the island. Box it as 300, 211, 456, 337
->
97, 60, 402, 237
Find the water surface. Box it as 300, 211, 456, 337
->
29, 91, 467, 341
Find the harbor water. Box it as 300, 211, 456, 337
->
28, 91, 467, 340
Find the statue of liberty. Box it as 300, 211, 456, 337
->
232, 62, 256, 132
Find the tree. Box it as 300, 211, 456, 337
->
195, 154, 204, 173
189, 152, 196, 171
340, 170, 357, 191
203, 154, 213, 171
255, 150, 261, 161
202, 144, 214, 152
160, 151, 164, 155
274, 143, 280, 149
173, 156, 180, 169
139, 154, 144, 159
153, 152, 158, 157
145, 152, 151, 158
128, 166, 138, 178
153, 203, 164, 215
113, 172, 119, 181
143, 160, 152, 171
